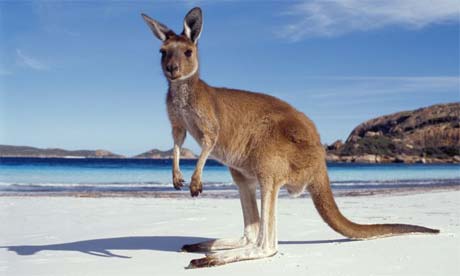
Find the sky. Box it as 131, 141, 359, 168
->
0, 0, 459, 156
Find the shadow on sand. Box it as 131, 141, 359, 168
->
2, 236, 353, 259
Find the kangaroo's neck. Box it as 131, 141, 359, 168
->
168, 73, 203, 108
169, 73, 199, 91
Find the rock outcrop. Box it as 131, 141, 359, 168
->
326, 103, 460, 163
134, 148, 197, 159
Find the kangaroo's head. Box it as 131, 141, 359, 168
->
142, 7, 203, 82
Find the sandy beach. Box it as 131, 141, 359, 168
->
1, 190, 459, 275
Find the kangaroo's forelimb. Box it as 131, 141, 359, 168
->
190, 135, 216, 196
172, 126, 186, 190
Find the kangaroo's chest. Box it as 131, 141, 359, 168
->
169, 84, 189, 111
168, 84, 202, 140
168, 84, 248, 168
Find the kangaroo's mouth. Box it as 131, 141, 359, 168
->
166, 64, 198, 82
166, 72, 181, 80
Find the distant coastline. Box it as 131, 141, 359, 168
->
1, 103, 458, 164
0, 145, 197, 160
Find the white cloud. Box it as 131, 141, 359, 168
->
306, 75, 460, 98
280, 0, 460, 40
300, 75, 460, 108
16, 49, 48, 71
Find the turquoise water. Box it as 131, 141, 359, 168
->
0, 158, 459, 193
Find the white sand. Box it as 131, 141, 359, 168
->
1, 191, 459, 276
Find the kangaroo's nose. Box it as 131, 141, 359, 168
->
166, 64, 179, 74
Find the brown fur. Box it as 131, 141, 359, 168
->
142, 7, 439, 268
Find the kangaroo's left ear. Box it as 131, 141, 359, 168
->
141, 13, 174, 41
183, 7, 203, 44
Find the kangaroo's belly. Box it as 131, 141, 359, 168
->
210, 128, 258, 170
209, 145, 245, 168
180, 115, 251, 169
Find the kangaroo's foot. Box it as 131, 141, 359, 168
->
186, 245, 277, 269
173, 170, 185, 190
181, 236, 252, 253
189, 176, 203, 197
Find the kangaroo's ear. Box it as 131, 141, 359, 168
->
141, 13, 174, 41
182, 7, 203, 44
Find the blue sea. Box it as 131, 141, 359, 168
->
0, 157, 459, 194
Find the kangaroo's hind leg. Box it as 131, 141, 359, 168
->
187, 175, 280, 268
182, 168, 260, 253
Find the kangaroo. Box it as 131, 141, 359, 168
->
141, 7, 439, 268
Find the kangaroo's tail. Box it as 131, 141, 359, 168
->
307, 171, 439, 239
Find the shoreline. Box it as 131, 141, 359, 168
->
2, 156, 460, 164
1, 184, 459, 198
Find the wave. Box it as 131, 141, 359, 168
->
0, 181, 235, 193
0, 178, 459, 193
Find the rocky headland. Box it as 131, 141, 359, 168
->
326, 103, 460, 163
133, 148, 197, 159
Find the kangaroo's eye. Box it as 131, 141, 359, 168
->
184, 49, 192, 57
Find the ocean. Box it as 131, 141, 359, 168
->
0, 157, 459, 194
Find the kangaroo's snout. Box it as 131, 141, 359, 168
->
166, 63, 179, 74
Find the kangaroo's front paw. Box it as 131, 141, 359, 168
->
189, 177, 202, 197
173, 171, 185, 190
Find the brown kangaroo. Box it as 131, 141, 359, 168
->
141, 7, 439, 268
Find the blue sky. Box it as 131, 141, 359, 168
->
0, 0, 459, 156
